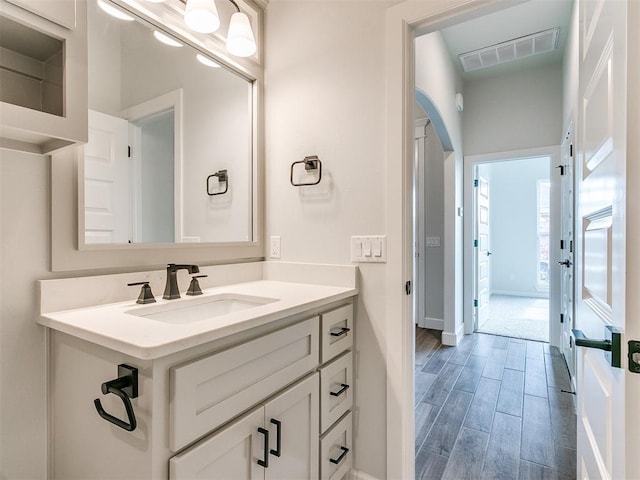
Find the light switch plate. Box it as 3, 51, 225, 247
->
270, 236, 281, 259
426, 236, 441, 247
351, 235, 386, 263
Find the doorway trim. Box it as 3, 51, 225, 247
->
385, 1, 528, 478
462, 146, 561, 348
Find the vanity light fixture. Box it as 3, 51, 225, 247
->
226, 4, 257, 57
97, 0, 135, 21
196, 53, 221, 68
153, 30, 183, 47
183, 0, 256, 58
184, 0, 220, 34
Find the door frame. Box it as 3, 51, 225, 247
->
462, 146, 561, 349
385, 0, 529, 478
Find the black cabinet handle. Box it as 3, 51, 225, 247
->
330, 383, 350, 397
330, 327, 350, 337
270, 419, 282, 457
257, 427, 269, 468
329, 446, 349, 465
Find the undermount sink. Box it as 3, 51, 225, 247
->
127, 293, 278, 324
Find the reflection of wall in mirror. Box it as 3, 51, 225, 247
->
87, 0, 251, 244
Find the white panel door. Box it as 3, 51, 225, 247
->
560, 131, 575, 379
575, 0, 632, 478
475, 175, 491, 329
84, 110, 130, 244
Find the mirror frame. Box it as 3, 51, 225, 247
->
51, 0, 265, 272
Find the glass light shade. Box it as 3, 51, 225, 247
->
226, 11, 256, 57
97, 0, 135, 21
196, 53, 221, 68
184, 0, 220, 34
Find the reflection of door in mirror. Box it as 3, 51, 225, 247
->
84, 110, 130, 244
85, 104, 178, 244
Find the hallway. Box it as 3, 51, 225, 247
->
477, 295, 549, 342
415, 328, 576, 479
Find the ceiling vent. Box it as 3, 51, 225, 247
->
459, 28, 559, 72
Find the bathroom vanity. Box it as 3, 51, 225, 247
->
39, 262, 357, 480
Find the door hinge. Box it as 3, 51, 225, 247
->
128, 146, 132, 158
570, 144, 573, 157
474, 179, 479, 187
560, 313, 564, 324
405, 281, 412, 295
570, 240, 574, 253
557, 165, 565, 175
473, 299, 478, 307
560, 239, 565, 250
474, 239, 478, 247
570, 336, 573, 348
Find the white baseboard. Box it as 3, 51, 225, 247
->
418, 317, 444, 330
350, 470, 381, 480
441, 323, 464, 346
491, 290, 549, 299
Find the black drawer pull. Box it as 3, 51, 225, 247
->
330, 327, 350, 337
329, 446, 349, 465
257, 427, 269, 468
270, 419, 282, 457
330, 383, 350, 397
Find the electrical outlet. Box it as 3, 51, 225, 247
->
270, 236, 281, 259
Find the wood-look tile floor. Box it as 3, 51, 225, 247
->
415, 328, 577, 480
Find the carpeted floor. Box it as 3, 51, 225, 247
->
477, 295, 549, 342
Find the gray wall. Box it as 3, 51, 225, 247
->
422, 121, 445, 321
265, 2, 392, 477
0, 150, 51, 478
463, 62, 563, 156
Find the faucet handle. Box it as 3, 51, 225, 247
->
128, 281, 156, 304
186, 275, 207, 296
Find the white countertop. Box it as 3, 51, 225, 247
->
38, 280, 357, 359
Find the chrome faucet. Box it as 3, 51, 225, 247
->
163, 264, 200, 300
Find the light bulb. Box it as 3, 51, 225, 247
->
153, 30, 183, 47
226, 11, 256, 57
196, 54, 220, 68
97, 0, 134, 21
184, 0, 220, 34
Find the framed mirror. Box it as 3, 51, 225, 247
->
51, 0, 263, 271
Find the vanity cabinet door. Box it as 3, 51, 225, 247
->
264, 374, 319, 480
169, 407, 264, 480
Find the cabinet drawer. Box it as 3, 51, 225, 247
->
320, 304, 353, 363
320, 352, 353, 433
170, 318, 319, 451
320, 412, 352, 480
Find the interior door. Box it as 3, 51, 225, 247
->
560, 130, 575, 379
84, 110, 130, 244
475, 174, 491, 330
575, 0, 629, 477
